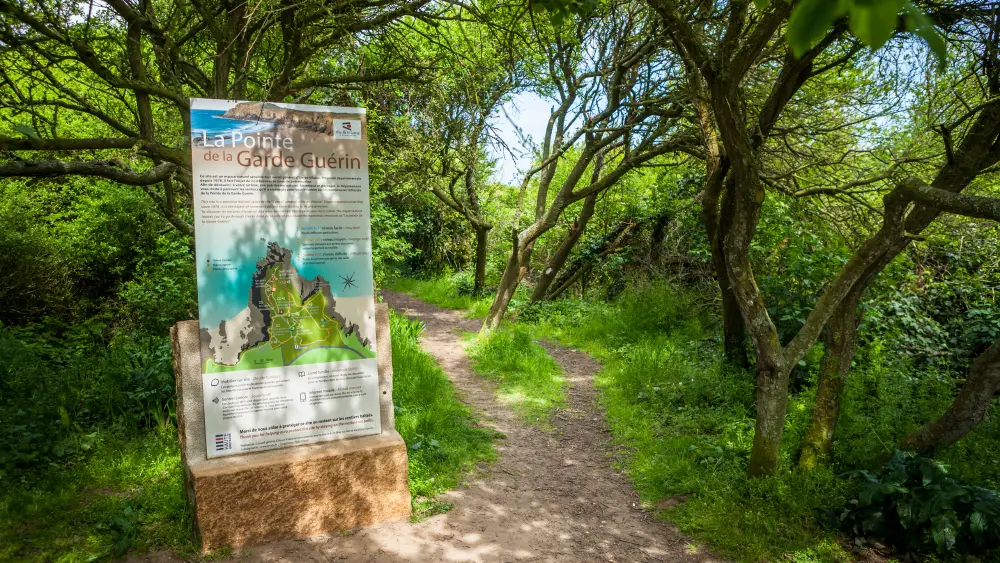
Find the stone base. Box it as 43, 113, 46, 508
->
171, 304, 411, 552
188, 430, 410, 551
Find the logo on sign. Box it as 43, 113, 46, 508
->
334, 119, 362, 140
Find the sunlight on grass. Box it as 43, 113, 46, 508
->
0, 428, 193, 562
389, 310, 499, 517
388, 275, 492, 319
468, 324, 565, 427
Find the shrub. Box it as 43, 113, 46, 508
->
831, 450, 1000, 556
0, 325, 175, 482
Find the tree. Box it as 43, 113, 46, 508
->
480, 2, 697, 330
798, 11, 1000, 469
649, 0, 999, 475
407, 7, 532, 292
0, 0, 436, 236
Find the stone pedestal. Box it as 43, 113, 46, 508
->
171, 304, 411, 552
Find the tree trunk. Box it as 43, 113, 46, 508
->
482, 233, 532, 331
721, 287, 749, 368
473, 225, 490, 294
748, 364, 791, 476
798, 288, 862, 470
547, 218, 639, 300
901, 338, 1000, 454
549, 262, 593, 301
716, 183, 750, 368
648, 211, 670, 267
531, 194, 598, 302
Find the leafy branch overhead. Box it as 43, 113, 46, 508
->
783, 0, 947, 65
531, 0, 949, 67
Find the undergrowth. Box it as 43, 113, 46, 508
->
0, 429, 192, 562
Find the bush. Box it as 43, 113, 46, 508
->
116, 235, 197, 335
0, 324, 175, 482
831, 450, 1000, 556
0, 205, 75, 324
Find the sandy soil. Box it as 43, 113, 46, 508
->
133, 292, 719, 563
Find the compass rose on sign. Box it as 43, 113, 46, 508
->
340, 272, 357, 292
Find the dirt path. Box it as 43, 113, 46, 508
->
138, 293, 717, 563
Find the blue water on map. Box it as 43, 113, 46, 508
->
190, 109, 277, 145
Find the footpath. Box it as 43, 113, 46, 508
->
136, 292, 715, 563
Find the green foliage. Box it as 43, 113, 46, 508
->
468, 324, 565, 426
782, 0, 946, 67
0, 430, 192, 562
832, 450, 1000, 556
0, 324, 176, 482
369, 181, 419, 286
115, 235, 197, 335
530, 0, 600, 25
389, 311, 498, 514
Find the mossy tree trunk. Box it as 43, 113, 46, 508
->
902, 338, 1000, 454
798, 288, 862, 470
473, 224, 490, 294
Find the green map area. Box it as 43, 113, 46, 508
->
204, 263, 375, 374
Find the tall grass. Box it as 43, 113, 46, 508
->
468, 324, 565, 427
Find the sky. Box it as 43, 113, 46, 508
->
488, 91, 553, 186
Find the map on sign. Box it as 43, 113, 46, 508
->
201, 242, 375, 375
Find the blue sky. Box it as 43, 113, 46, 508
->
489, 91, 552, 185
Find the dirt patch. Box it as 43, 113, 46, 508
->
132, 291, 719, 562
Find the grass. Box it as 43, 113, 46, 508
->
388, 310, 499, 518
387, 274, 493, 318
0, 310, 497, 560
467, 324, 565, 427
0, 428, 193, 562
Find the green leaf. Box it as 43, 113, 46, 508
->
902, 0, 947, 70
13, 123, 40, 139
753, 0, 771, 10
930, 515, 958, 552
970, 511, 987, 535
848, 0, 902, 50
787, 0, 845, 57
896, 501, 913, 528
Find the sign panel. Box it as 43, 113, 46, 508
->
189, 99, 380, 457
